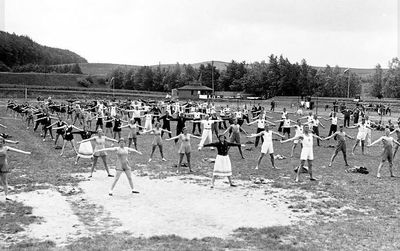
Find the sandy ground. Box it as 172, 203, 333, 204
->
1, 169, 362, 247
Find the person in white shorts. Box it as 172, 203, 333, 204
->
348, 118, 372, 155
247, 124, 284, 170
281, 125, 325, 182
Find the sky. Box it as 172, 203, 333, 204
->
3, 0, 399, 68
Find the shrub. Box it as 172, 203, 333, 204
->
77, 77, 91, 88
0, 61, 10, 72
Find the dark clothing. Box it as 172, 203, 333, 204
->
342, 109, 352, 127
158, 114, 173, 137
113, 119, 122, 132
74, 130, 96, 140
255, 128, 265, 147
203, 141, 241, 156
172, 116, 191, 143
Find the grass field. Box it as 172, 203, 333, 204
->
1, 99, 400, 250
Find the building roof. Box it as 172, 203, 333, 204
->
178, 85, 213, 91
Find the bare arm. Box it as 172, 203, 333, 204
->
367, 137, 382, 147
324, 132, 338, 140
166, 135, 181, 141
105, 137, 118, 143
127, 148, 142, 154
7, 147, 31, 155
272, 131, 285, 138
280, 135, 301, 144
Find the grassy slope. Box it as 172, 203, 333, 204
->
2, 100, 400, 250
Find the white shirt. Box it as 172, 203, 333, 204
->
193, 112, 201, 119
295, 125, 303, 136
202, 120, 213, 129
331, 116, 338, 125
283, 118, 291, 127
302, 133, 313, 148
281, 111, 288, 119
312, 119, 319, 127
257, 119, 266, 128
262, 131, 273, 144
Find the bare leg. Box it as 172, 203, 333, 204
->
352, 140, 360, 155
101, 156, 112, 176
291, 143, 297, 157
270, 153, 277, 168
238, 145, 244, 159
227, 176, 236, 186
177, 153, 184, 173
90, 156, 99, 177
149, 145, 156, 161
159, 145, 165, 160
60, 141, 67, 156
124, 169, 135, 190
361, 140, 365, 155
211, 175, 216, 188
377, 161, 384, 178
343, 151, 349, 166
296, 160, 306, 182
389, 161, 394, 177
109, 170, 122, 195
256, 153, 264, 169
1, 174, 9, 199
186, 153, 191, 172
329, 152, 338, 167
308, 160, 315, 180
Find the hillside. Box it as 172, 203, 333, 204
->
0, 31, 87, 69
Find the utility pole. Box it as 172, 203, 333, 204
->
211, 60, 214, 99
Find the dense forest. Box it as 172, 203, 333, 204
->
108, 55, 362, 98
0, 31, 87, 71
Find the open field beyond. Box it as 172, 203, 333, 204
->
1, 99, 400, 250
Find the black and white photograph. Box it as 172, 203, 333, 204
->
0, 0, 399, 250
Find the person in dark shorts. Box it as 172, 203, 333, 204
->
325, 126, 354, 167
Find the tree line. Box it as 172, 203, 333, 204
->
108, 54, 362, 98
370, 58, 400, 99
0, 31, 87, 71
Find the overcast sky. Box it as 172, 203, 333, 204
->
4, 0, 398, 68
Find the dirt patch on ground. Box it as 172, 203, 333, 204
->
1, 171, 365, 247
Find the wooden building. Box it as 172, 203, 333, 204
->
177, 81, 213, 100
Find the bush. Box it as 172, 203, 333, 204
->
96, 77, 106, 85
0, 61, 10, 72
85, 75, 94, 84
77, 77, 91, 88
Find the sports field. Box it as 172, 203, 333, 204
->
1, 99, 400, 251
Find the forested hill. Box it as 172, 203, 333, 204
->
0, 31, 87, 69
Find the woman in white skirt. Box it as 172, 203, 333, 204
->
202, 134, 241, 188
74, 126, 97, 165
